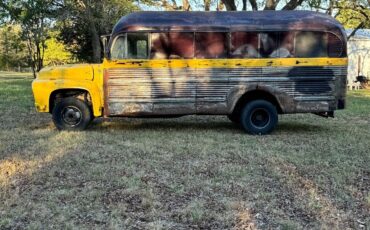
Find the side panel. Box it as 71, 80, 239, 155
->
104, 60, 196, 116
102, 58, 347, 116
195, 58, 348, 114
227, 65, 347, 113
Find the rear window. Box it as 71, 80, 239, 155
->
295, 31, 328, 58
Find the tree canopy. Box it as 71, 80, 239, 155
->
56, 0, 139, 63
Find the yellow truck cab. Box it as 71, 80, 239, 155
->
32, 11, 347, 134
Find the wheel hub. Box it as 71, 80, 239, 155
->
62, 106, 82, 126
250, 108, 270, 128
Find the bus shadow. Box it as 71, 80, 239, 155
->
89, 117, 240, 133
276, 121, 330, 133
88, 117, 330, 134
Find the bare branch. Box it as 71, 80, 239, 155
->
281, 0, 304, 10
347, 22, 364, 39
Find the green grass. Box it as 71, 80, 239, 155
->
0, 72, 369, 229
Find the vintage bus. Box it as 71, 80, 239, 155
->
32, 11, 347, 134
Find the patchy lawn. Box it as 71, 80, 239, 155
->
0, 72, 369, 229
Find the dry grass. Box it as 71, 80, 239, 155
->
0, 72, 369, 229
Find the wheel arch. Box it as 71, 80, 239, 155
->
49, 88, 94, 115
227, 84, 295, 116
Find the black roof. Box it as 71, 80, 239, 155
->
111, 11, 345, 36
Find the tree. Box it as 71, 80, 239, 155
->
334, 0, 370, 39
0, 24, 29, 70
43, 31, 74, 66
0, 0, 56, 77
56, 0, 139, 63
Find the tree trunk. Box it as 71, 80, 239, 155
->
249, 0, 258, 10
85, 4, 101, 63
183, 0, 191, 11
204, 0, 211, 11
90, 23, 101, 63
221, 0, 237, 11
242, 0, 247, 10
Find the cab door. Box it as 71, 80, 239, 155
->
104, 32, 196, 116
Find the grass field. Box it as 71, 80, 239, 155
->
0, 71, 369, 229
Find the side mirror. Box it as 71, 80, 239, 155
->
100, 34, 111, 58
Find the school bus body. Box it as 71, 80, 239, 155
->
32, 57, 347, 116
32, 11, 348, 133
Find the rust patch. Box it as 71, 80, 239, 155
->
103, 69, 110, 117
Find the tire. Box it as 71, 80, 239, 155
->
227, 113, 240, 124
52, 97, 93, 130
240, 100, 278, 135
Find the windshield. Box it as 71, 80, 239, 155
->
111, 35, 126, 60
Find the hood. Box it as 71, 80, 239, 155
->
37, 64, 94, 81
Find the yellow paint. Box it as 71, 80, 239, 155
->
32, 57, 347, 117
32, 64, 104, 117
104, 57, 348, 69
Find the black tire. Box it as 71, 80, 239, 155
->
227, 113, 240, 124
240, 100, 278, 135
52, 97, 93, 130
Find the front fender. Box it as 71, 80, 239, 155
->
32, 79, 103, 117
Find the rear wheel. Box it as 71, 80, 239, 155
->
52, 97, 93, 130
240, 100, 278, 135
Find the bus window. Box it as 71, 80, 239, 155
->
195, 32, 228, 59
328, 33, 344, 57
150, 33, 169, 59
168, 32, 194, 59
111, 35, 126, 60
295, 31, 328, 58
270, 32, 295, 58
230, 32, 259, 58
259, 32, 279, 58
127, 33, 149, 59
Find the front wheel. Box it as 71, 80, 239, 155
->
52, 97, 93, 130
240, 100, 278, 135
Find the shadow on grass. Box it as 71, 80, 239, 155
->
89, 117, 238, 132
276, 121, 330, 133
86, 116, 331, 135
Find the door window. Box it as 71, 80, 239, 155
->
127, 33, 149, 59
